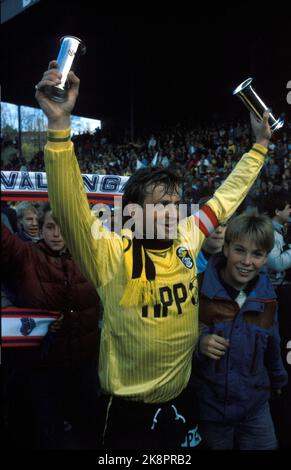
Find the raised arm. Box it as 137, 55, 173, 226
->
206, 112, 271, 224
35, 62, 123, 289
182, 113, 272, 256
1, 222, 30, 269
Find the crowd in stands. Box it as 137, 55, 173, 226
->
2, 120, 290, 208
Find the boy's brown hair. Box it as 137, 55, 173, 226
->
225, 210, 274, 253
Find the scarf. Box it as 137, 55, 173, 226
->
120, 234, 174, 307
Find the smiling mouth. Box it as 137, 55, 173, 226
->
237, 267, 253, 275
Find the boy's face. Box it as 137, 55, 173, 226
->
41, 212, 66, 252
21, 209, 39, 237
223, 238, 268, 290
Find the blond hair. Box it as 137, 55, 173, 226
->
225, 210, 274, 253
15, 201, 39, 221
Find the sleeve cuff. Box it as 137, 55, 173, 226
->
47, 128, 71, 150
250, 143, 268, 159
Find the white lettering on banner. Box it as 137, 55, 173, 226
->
100, 176, 121, 192
0, 171, 129, 195
83, 175, 99, 192
19, 172, 34, 189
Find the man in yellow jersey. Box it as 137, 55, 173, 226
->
35, 61, 271, 449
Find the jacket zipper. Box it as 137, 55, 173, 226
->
223, 315, 236, 422
250, 333, 259, 374
215, 329, 224, 373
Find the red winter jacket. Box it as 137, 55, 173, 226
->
2, 223, 101, 366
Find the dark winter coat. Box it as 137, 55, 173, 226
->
2, 223, 101, 366
192, 254, 288, 424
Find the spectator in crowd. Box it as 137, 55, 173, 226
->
15, 201, 40, 242
192, 211, 287, 449
36, 61, 271, 449
1, 201, 28, 306
265, 156, 280, 179
2, 202, 101, 450
196, 224, 227, 274
264, 190, 291, 288
148, 134, 157, 149
263, 190, 291, 448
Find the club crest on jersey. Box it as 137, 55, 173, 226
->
20, 318, 36, 336
176, 246, 194, 269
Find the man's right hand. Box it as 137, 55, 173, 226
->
200, 334, 230, 360
35, 60, 80, 130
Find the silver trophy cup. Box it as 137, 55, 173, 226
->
233, 78, 284, 131
44, 35, 86, 102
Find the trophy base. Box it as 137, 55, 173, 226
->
43, 85, 68, 103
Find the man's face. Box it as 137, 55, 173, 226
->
41, 212, 66, 252
223, 238, 267, 290
142, 183, 181, 240
203, 224, 227, 254
21, 209, 39, 237
276, 203, 291, 224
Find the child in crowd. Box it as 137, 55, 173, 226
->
192, 211, 287, 449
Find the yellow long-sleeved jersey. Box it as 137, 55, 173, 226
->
45, 129, 267, 403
